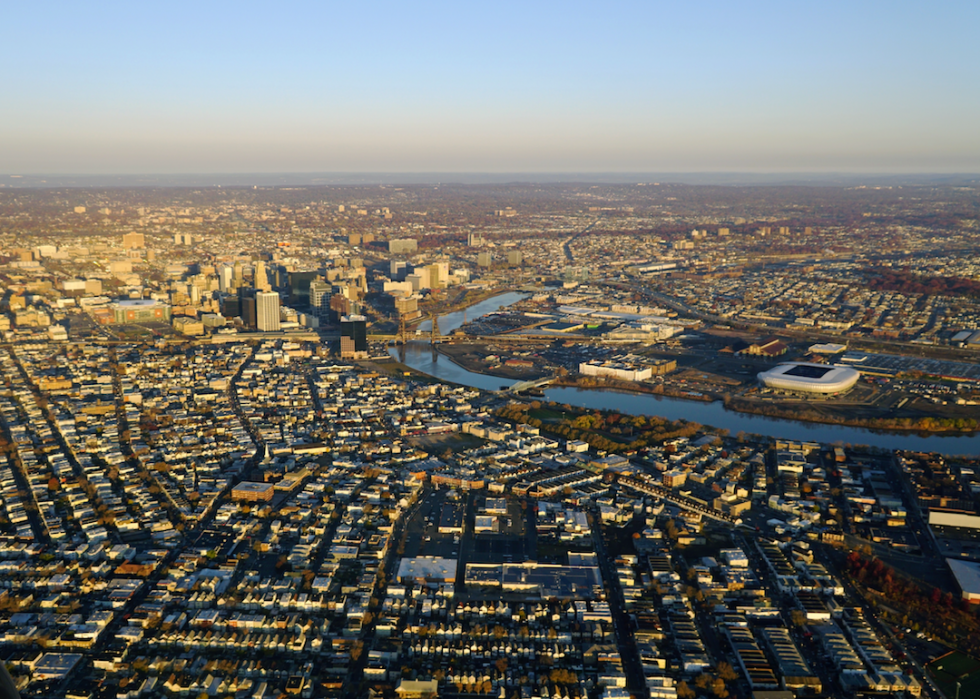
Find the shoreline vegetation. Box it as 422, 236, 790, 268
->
720, 395, 979, 435
495, 400, 721, 455
432, 344, 979, 436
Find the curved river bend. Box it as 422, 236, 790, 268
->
391, 293, 980, 456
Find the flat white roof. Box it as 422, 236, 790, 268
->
930, 511, 980, 529
397, 556, 457, 581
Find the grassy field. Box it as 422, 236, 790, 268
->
528, 406, 568, 422
928, 651, 980, 699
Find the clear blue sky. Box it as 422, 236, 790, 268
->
3, 0, 979, 174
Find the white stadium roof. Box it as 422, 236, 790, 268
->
947, 558, 980, 600
757, 362, 860, 394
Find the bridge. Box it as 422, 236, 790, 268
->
507, 376, 556, 394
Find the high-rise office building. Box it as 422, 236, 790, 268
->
221, 295, 241, 319
232, 261, 244, 290
390, 260, 409, 281
240, 295, 257, 329
340, 314, 368, 359
254, 260, 271, 292
218, 265, 233, 292
288, 271, 319, 308
426, 263, 443, 289
256, 291, 281, 332
310, 280, 331, 319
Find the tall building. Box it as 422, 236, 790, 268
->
390, 260, 409, 281
405, 267, 432, 291
340, 314, 368, 359
330, 294, 353, 323
309, 280, 331, 319
232, 261, 244, 290
240, 295, 257, 329
221, 295, 241, 319
394, 294, 420, 320
426, 263, 443, 289
506, 250, 523, 266
288, 271, 319, 308
256, 291, 281, 332
477, 251, 494, 267
218, 265, 233, 292
254, 260, 271, 292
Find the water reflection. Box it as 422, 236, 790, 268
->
390, 293, 980, 456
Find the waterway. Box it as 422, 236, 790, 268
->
414, 291, 529, 335
391, 293, 980, 456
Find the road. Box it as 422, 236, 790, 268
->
815, 546, 945, 699
562, 219, 600, 263
587, 504, 649, 699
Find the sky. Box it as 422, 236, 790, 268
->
2, 0, 979, 175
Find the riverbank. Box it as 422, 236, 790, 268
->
435, 342, 550, 381
435, 342, 979, 435
391, 291, 980, 452
430, 286, 507, 318
551, 377, 714, 402
722, 395, 980, 435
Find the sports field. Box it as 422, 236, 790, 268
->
928, 651, 980, 699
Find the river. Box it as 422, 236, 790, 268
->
391, 293, 980, 456
414, 291, 529, 335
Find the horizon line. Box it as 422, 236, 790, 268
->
3, 171, 979, 190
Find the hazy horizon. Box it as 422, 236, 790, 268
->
3, 171, 979, 190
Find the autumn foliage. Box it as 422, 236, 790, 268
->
844, 552, 980, 649
862, 267, 980, 299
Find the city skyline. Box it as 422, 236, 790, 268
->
4, 0, 980, 174
2, 178, 980, 696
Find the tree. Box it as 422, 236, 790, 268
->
676, 681, 695, 699
716, 662, 739, 682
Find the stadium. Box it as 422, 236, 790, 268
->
757, 362, 860, 394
